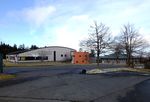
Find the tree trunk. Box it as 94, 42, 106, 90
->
97, 49, 100, 66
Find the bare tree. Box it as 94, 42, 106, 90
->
118, 23, 148, 67
146, 52, 150, 62
80, 21, 112, 66
109, 41, 124, 63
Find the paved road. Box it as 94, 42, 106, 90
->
3, 63, 127, 74
116, 79, 150, 102
0, 64, 149, 102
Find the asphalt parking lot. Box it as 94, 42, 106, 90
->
0, 64, 150, 102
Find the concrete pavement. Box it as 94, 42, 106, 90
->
0, 64, 149, 102
0, 73, 149, 102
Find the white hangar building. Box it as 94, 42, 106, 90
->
6, 46, 76, 62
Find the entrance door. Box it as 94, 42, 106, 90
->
54, 51, 56, 62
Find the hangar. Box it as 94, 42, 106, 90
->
6, 46, 76, 62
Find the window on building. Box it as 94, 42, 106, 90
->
10, 56, 15, 60
61, 54, 63, 57
35, 56, 48, 60
65, 54, 67, 57
25, 57, 35, 60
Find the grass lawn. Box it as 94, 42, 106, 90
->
0, 74, 16, 80
3, 60, 73, 67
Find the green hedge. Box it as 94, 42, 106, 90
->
144, 62, 150, 69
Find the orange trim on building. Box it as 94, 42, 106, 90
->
72, 52, 89, 64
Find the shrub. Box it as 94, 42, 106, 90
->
80, 69, 86, 74
144, 62, 150, 69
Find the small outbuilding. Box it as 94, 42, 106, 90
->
72, 51, 89, 64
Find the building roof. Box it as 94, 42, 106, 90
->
6, 50, 31, 55
39, 46, 76, 51
7, 46, 76, 55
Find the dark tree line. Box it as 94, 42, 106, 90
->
0, 42, 38, 59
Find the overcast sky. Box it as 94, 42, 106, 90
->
0, 0, 150, 50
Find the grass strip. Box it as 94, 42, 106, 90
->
0, 74, 16, 80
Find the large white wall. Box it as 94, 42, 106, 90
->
18, 46, 75, 61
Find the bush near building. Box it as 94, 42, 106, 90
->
144, 62, 150, 69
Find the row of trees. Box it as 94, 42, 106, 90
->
0, 42, 39, 58
80, 21, 149, 67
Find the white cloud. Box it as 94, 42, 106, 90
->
7, 5, 56, 27
53, 26, 80, 49
139, 27, 150, 42
71, 15, 89, 21
7, 5, 56, 45
51, 15, 91, 50
22, 5, 56, 27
